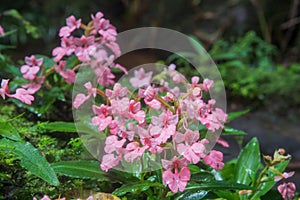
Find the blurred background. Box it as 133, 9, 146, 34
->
0, 0, 299, 193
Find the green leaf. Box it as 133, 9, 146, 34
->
250, 160, 289, 199
234, 137, 261, 185
226, 109, 250, 123
0, 122, 21, 141
174, 190, 209, 200
190, 172, 215, 183
35, 55, 56, 69
0, 138, 59, 186
218, 159, 237, 182
51, 160, 139, 183
184, 181, 254, 191
51, 160, 109, 181
44, 121, 77, 133
113, 181, 164, 196
222, 126, 247, 135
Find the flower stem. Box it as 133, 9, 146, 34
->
155, 95, 175, 114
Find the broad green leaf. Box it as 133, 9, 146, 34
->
113, 181, 164, 196
0, 138, 59, 186
250, 160, 289, 199
222, 126, 247, 135
234, 137, 261, 185
213, 190, 239, 200
175, 190, 209, 200
190, 172, 215, 183
226, 109, 250, 123
260, 189, 283, 200
51, 160, 139, 183
184, 181, 254, 191
44, 121, 77, 133
108, 168, 140, 183
0, 122, 21, 141
218, 159, 237, 182
51, 160, 109, 181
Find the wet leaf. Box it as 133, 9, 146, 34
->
234, 137, 261, 185
0, 138, 59, 186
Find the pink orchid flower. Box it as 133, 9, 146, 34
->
277, 182, 296, 200
129, 68, 153, 88
100, 153, 122, 172
124, 142, 148, 162
163, 167, 191, 193
0, 25, 5, 36
274, 171, 295, 182
0, 79, 9, 99
203, 150, 224, 170
8, 88, 34, 105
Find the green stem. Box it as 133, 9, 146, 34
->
155, 95, 175, 114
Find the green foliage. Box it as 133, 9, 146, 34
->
169, 31, 300, 109
51, 160, 109, 181
112, 181, 164, 197
0, 121, 60, 186
0, 138, 59, 186
43, 121, 77, 133
234, 138, 261, 185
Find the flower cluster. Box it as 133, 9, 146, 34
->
74, 64, 228, 193
1, 12, 228, 194
0, 12, 125, 105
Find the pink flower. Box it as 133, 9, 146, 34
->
202, 78, 214, 91
151, 110, 178, 127
162, 157, 188, 170
277, 182, 296, 200
95, 67, 115, 87
20, 65, 40, 80
92, 115, 112, 131
129, 100, 145, 124
174, 129, 199, 144
66, 15, 81, 29
110, 97, 130, 118
22, 83, 42, 94
25, 55, 43, 67
0, 79, 9, 99
99, 28, 117, 41
143, 86, 155, 101
197, 106, 227, 132
138, 126, 163, 153
73, 93, 89, 109
100, 153, 122, 172
73, 82, 97, 109
105, 41, 121, 57
60, 69, 76, 84
216, 138, 229, 148
274, 171, 295, 182
105, 83, 127, 99
104, 135, 126, 154
54, 60, 66, 72
59, 15, 81, 37
92, 104, 112, 131
74, 35, 95, 62
8, 88, 34, 105
203, 150, 224, 170
52, 47, 66, 62
124, 142, 148, 162
151, 110, 178, 143
40, 196, 51, 200
177, 140, 208, 164
163, 167, 191, 193
20, 55, 43, 81
129, 68, 153, 88
0, 25, 5, 36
